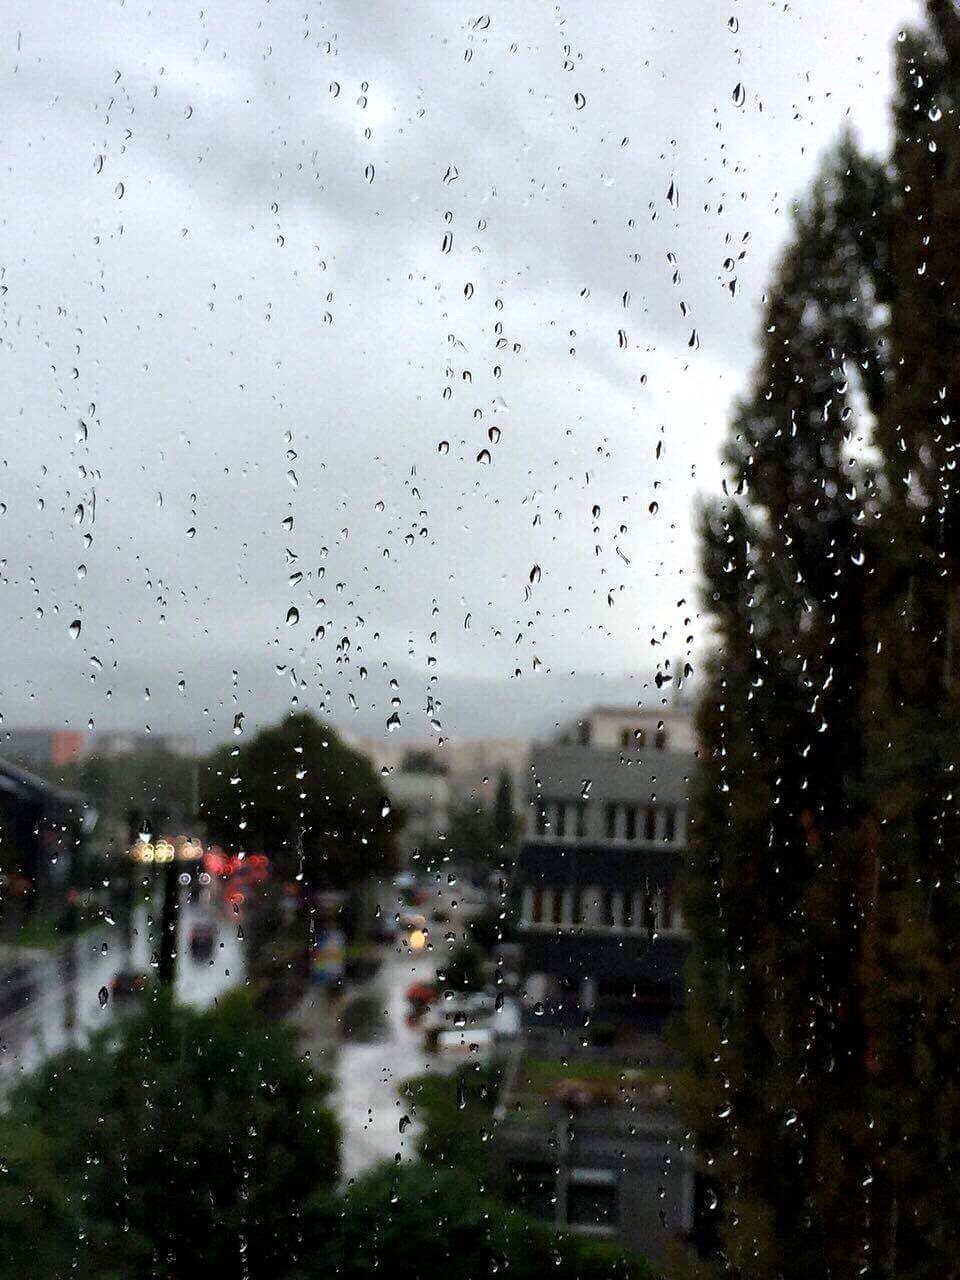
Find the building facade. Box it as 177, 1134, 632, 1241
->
514, 704, 694, 1032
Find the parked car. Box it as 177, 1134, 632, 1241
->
111, 969, 151, 1005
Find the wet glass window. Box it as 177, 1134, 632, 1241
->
0, 4, 948, 1279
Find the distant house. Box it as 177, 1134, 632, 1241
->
0, 757, 92, 916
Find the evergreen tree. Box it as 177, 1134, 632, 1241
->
860, 5, 960, 1273
678, 138, 889, 1279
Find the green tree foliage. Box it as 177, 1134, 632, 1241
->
200, 711, 398, 888
58, 744, 200, 835
682, 6, 960, 1277
678, 137, 891, 1279
328, 1163, 651, 1280
1, 990, 339, 1280
859, 6, 960, 1274
402, 1062, 501, 1177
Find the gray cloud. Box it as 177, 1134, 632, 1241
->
0, 0, 918, 749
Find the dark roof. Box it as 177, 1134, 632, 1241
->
0, 757, 88, 812
528, 744, 694, 806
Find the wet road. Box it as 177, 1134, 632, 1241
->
332, 941, 444, 1181
0, 897, 244, 1092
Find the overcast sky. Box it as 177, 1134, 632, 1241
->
0, 0, 919, 750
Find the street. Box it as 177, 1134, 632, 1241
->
0, 898, 244, 1093
330, 941, 442, 1180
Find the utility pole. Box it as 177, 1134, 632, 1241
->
157, 852, 180, 989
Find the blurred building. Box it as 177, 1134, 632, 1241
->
385, 751, 451, 865
0, 757, 93, 915
513, 703, 695, 1033
492, 1036, 694, 1265
0, 728, 196, 771
347, 735, 529, 864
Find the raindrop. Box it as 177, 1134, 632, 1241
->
94, 154, 104, 174
487, 426, 500, 444
441, 232, 453, 254
529, 564, 541, 584
573, 92, 586, 110
464, 282, 474, 299
115, 181, 125, 199
98, 986, 109, 1008
476, 449, 491, 464
364, 163, 375, 184
69, 619, 82, 640
727, 15, 739, 32
329, 81, 340, 97
438, 440, 450, 455
732, 83, 746, 107
286, 606, 300, 626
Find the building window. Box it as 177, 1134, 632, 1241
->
555, 802, 566, 839
566, 1168, 619, 1229
661, 885, 673, 931
624, 805, 637, 841
655, 725, 667, 750
531, 888, 544, 924
575, 801, 586, 839
604, 803, 618, 839
509, 1163, 555, 1221
664, 805, 677, 842
577, 721, 590, 746
550, 890, 564, 926
535, 803, 547, 836
601, 889, 616, 928
642, 892, 657, 936
644, 806, 657, 841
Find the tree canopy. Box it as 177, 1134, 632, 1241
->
0, 990, 339, 1280
200, 711, 399, 888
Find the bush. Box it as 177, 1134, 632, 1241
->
4, 989, 339, 1279
328, 1163, 651, 1280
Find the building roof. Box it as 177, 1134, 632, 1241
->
528, 744, 694, 806
0, 756, 89, 813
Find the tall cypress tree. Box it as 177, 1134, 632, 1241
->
861, 5, 960, 1274
678, 138, 889, 1279
681, 6, 960, 1277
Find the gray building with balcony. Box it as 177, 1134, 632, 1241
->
515, 705, 694, 1033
